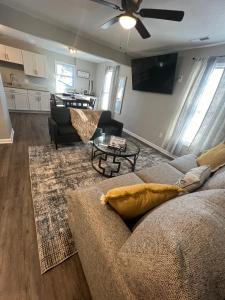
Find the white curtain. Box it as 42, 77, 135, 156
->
165, 56, 225, 156
99, 65, 120, 111
109, 65, 120, 113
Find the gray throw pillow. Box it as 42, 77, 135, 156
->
176, 165, 211, 192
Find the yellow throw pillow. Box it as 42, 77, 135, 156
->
197, 143, 225, 172
101, 183, 183, 220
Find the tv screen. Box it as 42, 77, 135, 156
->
131, 53, 178, 94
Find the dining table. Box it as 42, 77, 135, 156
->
55, 93, 97, 108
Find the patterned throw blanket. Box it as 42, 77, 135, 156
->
69, 108, 102, 143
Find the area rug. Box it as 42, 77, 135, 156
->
29, 135, 170, 274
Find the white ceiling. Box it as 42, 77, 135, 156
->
1, 0, 225, 56
0, 25, 110, 63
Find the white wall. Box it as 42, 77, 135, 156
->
96, 43, 225, 149
76, 59, 97, 93
0, 39, 98, 93
0, 3, 130, 66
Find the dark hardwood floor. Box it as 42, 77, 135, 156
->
0, 113, 91, 300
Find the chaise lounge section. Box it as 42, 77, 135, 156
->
67, 154, 225, 300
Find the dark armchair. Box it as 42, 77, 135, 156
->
98, 111, 123, 137
48, 107, 102, 149
48, 108, 123, 149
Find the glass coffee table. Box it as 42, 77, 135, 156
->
91, 135, 140, 178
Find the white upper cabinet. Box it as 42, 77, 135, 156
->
0, 44, 23, 65
22, 50, 35, 76
0, 44, 6, 61
5, 46, 23, 65
36, 54, 48, 78
22, 50, 48, 78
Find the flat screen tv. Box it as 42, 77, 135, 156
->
131, 53, 178, 94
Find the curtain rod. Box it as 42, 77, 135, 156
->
192, 55, 225, 60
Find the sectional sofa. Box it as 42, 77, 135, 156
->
68, 154, 225, 300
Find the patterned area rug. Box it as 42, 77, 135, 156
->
29, 135, 170, 274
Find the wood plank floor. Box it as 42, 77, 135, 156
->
0, 113, 91, 300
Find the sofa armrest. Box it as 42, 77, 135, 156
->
67, 186, 132, 299
110, 119, 123, 135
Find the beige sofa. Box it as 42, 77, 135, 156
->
68, 154, 225, 300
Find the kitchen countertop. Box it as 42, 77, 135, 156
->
3, 84, 50, 92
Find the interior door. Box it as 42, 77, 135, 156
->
6, 46, 23, 65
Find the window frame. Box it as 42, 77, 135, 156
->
55, 61, 75, 92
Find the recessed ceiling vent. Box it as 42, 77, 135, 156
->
199, 36, 210, 41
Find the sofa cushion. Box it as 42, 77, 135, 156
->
118, 189, 225, 300
98, 110, 112, 124
197, 142, 225, 172
169, 154, 197, 174
176, 165, 211, 193
200, 165, 225, 190
98, 173, 143, 194
101, 183, 183, 220
58, 124, 77, 135
136, 163, 183, 184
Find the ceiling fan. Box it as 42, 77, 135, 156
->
90, 0, 184, 39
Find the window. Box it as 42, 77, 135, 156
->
182, 66, 224, 146
101, 67, 113, 110
55, 62, 75, 93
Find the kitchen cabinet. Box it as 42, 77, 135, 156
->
0, 44, 23, 65
22, 50, 48, 78
5, 87, 50, 112
0, 44, 6, 61
28, 90, 50, 111
5, 88, 29, 111
5, 92, 16, 110
14, 93, 29, 110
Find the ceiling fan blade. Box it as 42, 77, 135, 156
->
101, 15, 121, 29
90, 0, 121, 10
135, 18, 151, 39
139, 9, 184, 22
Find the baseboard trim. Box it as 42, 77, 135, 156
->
123, 128, 176, 159
0, 128, 14, 144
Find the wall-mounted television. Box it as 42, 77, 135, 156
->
131, 53, 178, 94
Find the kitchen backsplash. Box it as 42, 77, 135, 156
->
0, 61, 55, 92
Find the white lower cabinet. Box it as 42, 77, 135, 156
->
28, 93, 41, 111
5, 92, 16, 110
4, 87, 50, 112
14, 93, 29, 110
28, 91, 50, 111
5, 88, 28, 111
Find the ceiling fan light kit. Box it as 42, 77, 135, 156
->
119, 15, 137, 30
90, 0, 185, 39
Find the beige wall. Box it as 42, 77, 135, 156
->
0, 39, 98, 93
96, 43, 225, 149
